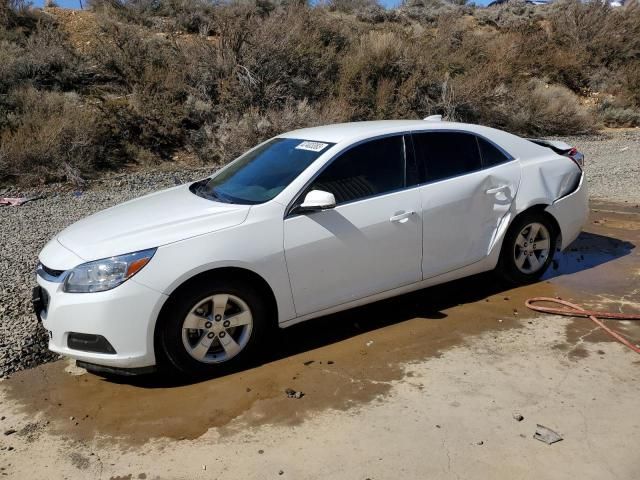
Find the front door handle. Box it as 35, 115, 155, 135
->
390, 211, 416, 223
485, 185, 509, 195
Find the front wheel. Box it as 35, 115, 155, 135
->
496, 212, 557, 285
158, 278, 268, 377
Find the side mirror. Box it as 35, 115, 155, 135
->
297, 190, 336, 213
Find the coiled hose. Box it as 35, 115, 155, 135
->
526, 297, 640, 355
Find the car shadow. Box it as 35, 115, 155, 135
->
102, 230, 634, 388
544, 231, 635, 278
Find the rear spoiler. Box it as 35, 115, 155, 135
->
527, 138, 584, 170
527, 138, 573, 155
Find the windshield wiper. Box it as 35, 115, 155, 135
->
194, 182, 233, 203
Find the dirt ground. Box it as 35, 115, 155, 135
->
0, 201, 639, 479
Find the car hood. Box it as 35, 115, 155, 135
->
56, 184, 251, 261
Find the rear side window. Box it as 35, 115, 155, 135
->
310, 136, 406, 205
478, 137, 512, 167
412, 132, 482, 182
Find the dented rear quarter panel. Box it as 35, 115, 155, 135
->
514, 149, 586, 250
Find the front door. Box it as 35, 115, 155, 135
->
284, 135, 423, 317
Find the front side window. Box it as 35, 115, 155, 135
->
192, 138, 334, 204
309, 135, 407, 205
412, 132, 482, 182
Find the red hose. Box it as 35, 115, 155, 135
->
525, 297, 640, 355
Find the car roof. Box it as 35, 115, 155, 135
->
279, 120, 549, 160
279, 120, 431, 143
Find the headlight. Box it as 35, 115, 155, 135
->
63, 248, 156, 293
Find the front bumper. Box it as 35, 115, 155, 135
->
35, 275, 168, 369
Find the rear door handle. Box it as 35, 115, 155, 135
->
485, 185, 509, 195
390, 211, 415, 223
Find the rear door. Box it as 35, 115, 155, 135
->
412, 131, 520, 279
283, 135, 423, 317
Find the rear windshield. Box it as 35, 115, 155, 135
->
191, 138, 334, 204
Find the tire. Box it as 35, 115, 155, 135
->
496, 211, 558, 285
157, 276, 269, 377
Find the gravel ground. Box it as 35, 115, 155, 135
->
0, 129, 639, 378
0, 167, 212, 378
552, 128, 640, 204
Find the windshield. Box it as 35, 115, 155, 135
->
191, 138, 334, 204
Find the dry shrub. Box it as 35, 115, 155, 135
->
506, 81, 595, 135
2, 0, 639, 184
399, 0, 471, 25
212, 4, 346, 111
0, 21, 79, 94
91, 19, 189, 155
475, 0, 541, 29
597, 99, 640, 128
338, 30, 410, 119
194, 98, 349, 164
328, 0, 378, 14
0, 88, 112, 184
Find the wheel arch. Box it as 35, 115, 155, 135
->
153, 266, 279, 360
518, 204, 562, 245
505, 204, 563, 255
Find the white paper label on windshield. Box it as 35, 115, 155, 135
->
295, 141, 329, 152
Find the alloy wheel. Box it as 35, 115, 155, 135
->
513, 222, 551, 274
181, 294, 253, 364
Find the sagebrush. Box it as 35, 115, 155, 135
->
1, 0, 639, 185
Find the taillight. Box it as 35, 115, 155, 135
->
565, 147, 584, 171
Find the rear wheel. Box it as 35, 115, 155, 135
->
158, 278, 268, 376
497, 212, 557, 285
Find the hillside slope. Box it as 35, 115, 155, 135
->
1, 0, 639, 185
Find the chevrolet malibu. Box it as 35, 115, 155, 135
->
33, 119, 588, 376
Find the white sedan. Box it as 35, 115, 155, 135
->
33, 119, 588, 376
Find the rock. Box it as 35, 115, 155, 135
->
3, 429, 16, 436
285, 388, 304, 399
303, 360, 314, 366
533, 424, 563, 445
513, 413, 524, 422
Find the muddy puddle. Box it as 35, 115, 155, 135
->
2, 201, 639, 446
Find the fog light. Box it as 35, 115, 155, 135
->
67, 333, 116, 354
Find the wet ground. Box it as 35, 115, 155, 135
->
0, 201, 639, 479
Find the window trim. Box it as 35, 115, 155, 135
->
409, 129, 517, 187
284, 132, 418, 218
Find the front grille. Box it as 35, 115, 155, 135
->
37, 262, 66, 283
40, 263, 64, 278
41, 288, 50, 312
